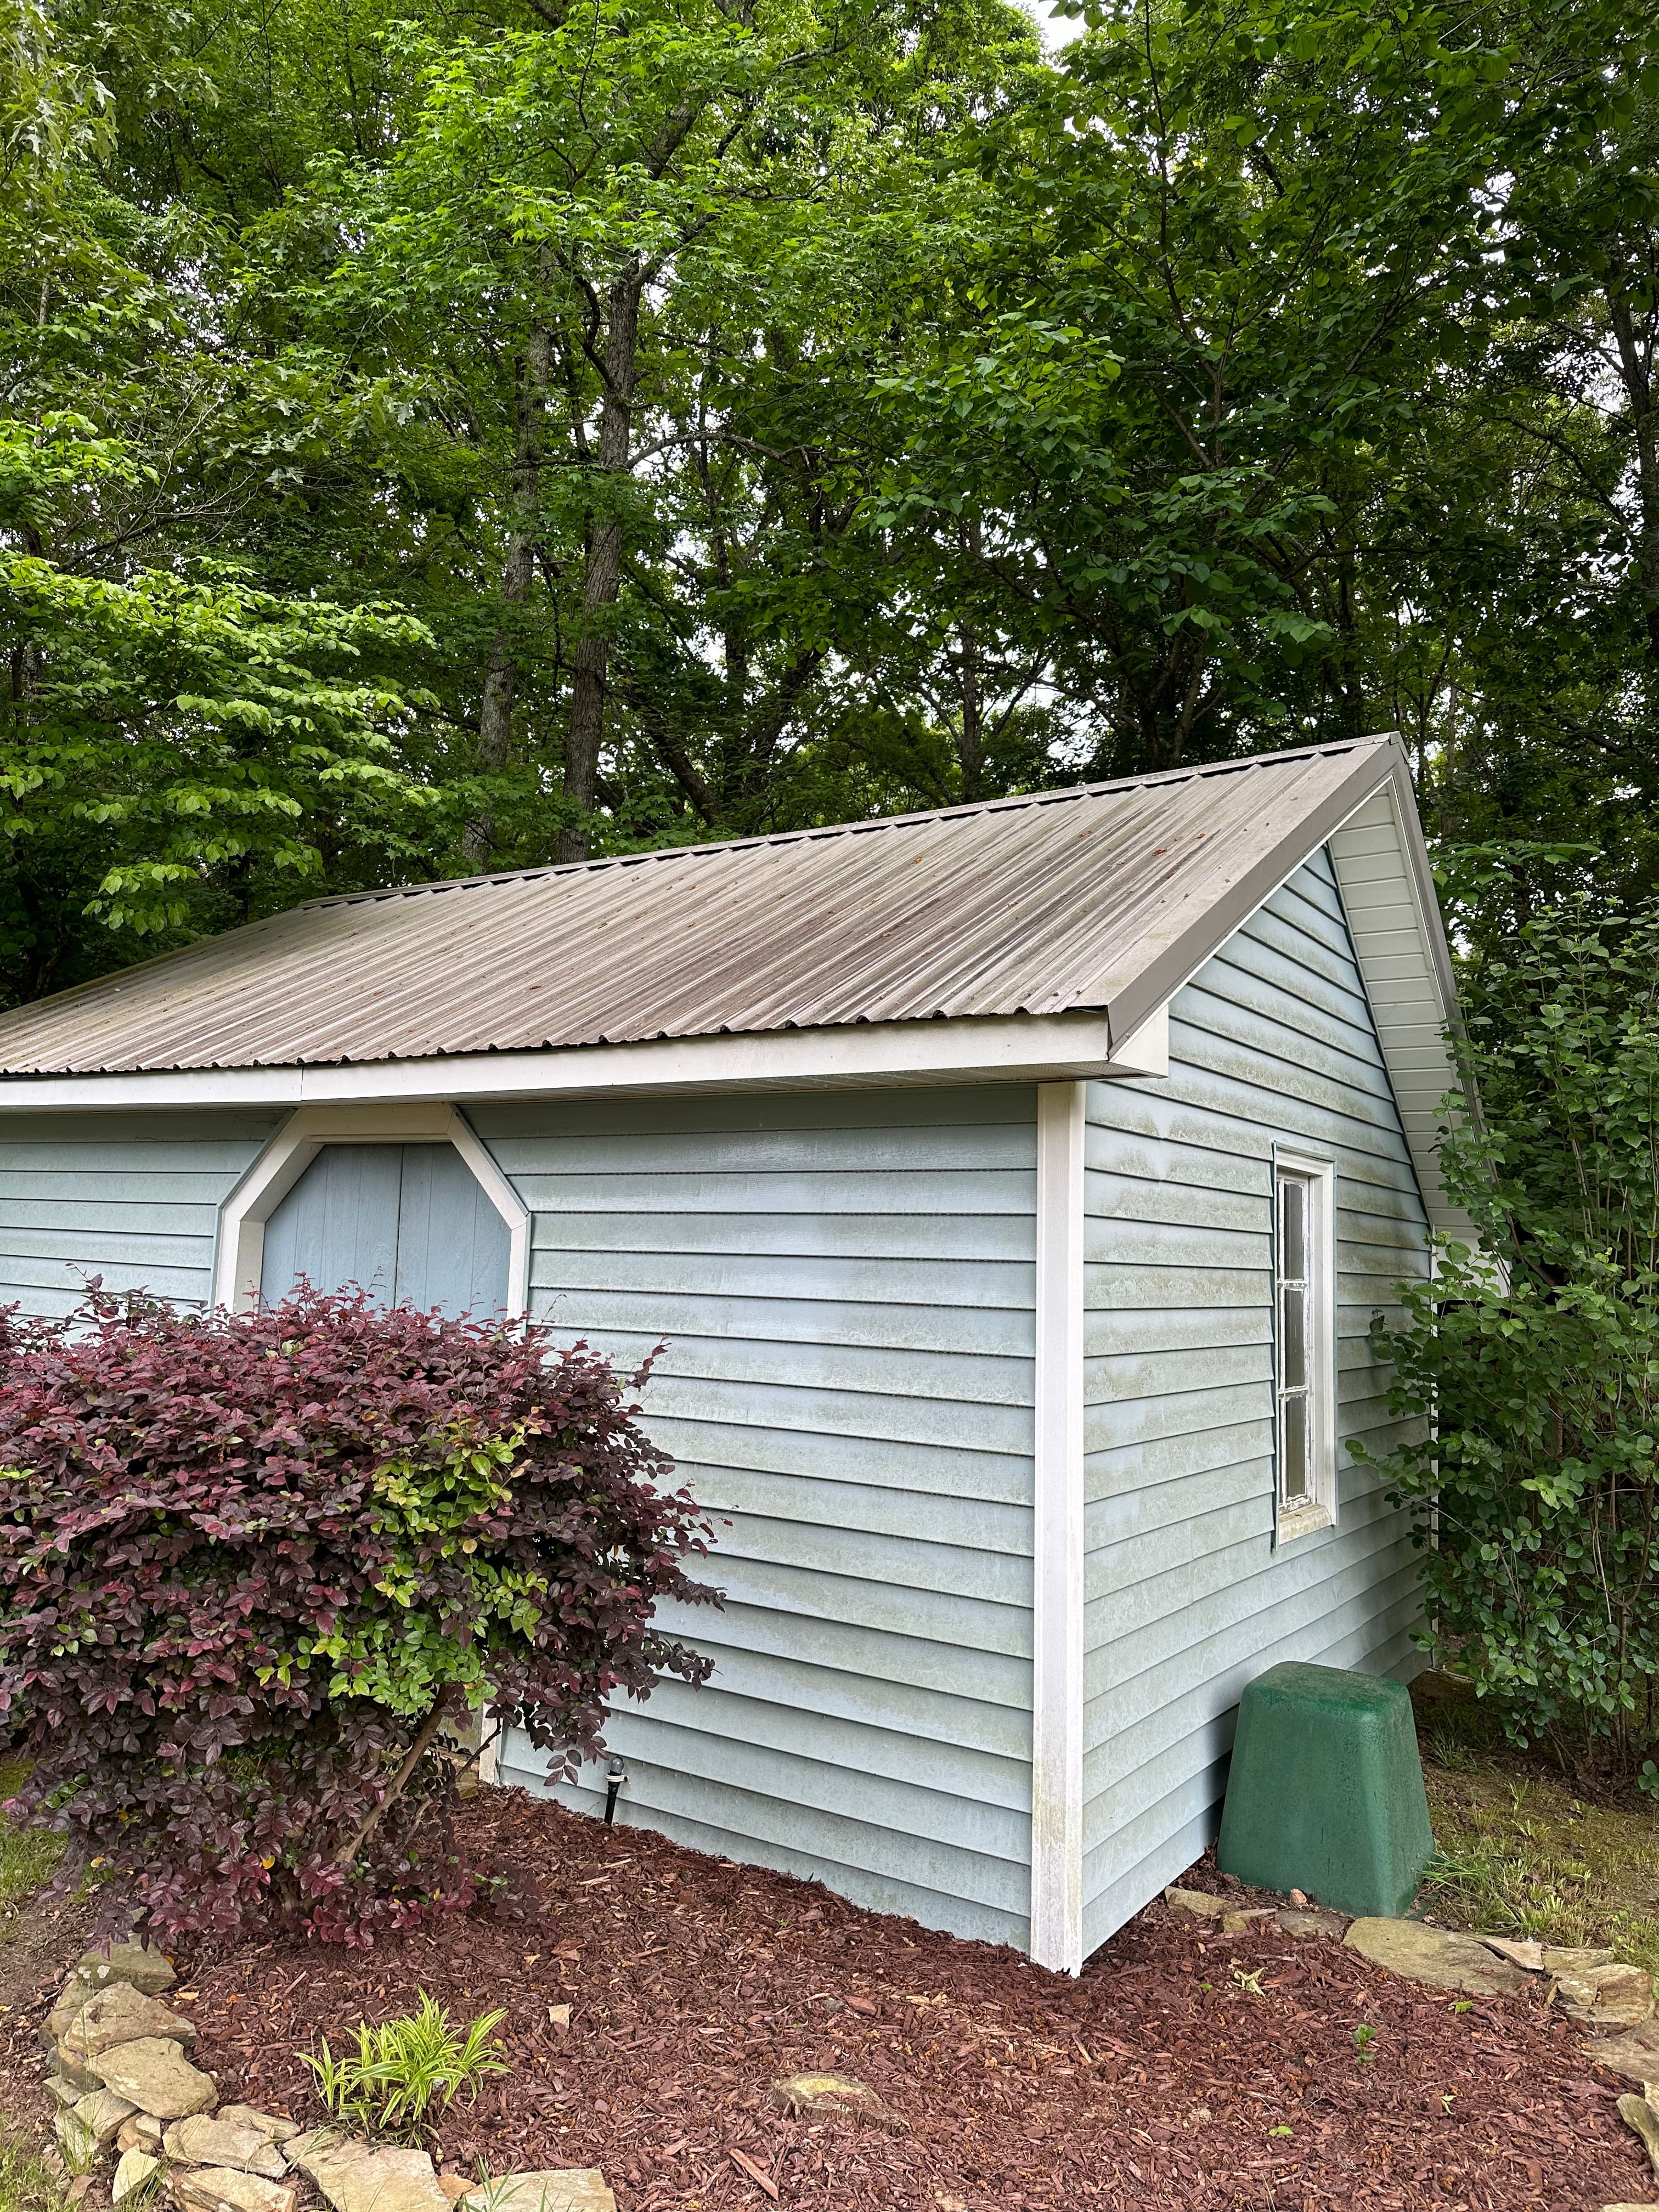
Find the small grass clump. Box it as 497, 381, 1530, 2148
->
1415, 1685, 1659, 1972
0, 1757, 63, 1915
0, 2119, 71, 2212
303, 1991, 510, 2138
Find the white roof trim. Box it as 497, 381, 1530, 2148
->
1327, 772, 1475, 1244
0, 1005, 1167, 1113
0, 741, 1468, 1238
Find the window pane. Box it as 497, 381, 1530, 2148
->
1282, 1391, 1310, 1503
1281, 1283, 1307, 1389
1280, 1173, 1306, 1281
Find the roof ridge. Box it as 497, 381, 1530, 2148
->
300, 736, 1395, 913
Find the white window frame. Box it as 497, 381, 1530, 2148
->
211, 1102, 531, 1317
1272, 1149, 1337, 1544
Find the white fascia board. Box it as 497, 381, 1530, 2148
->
1327, 768, 1480, 1246
1029, 1080, 1086, 1976
0, 1007, 1168, 1113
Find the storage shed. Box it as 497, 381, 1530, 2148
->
0, 736, 1466, 1973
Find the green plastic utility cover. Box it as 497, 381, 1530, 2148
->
1215, 1661, 1434, 1917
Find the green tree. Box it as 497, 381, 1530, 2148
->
1360, 895, 1659, 1778
255, 0, 1039, 861
12, 0, 1659, 1003
0, 3, 457, 998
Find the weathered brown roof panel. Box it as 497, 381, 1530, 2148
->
0, 738, 1408, 1076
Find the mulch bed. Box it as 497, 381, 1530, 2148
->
0, 1789, 1651, 2211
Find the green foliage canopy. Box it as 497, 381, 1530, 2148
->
4, 0, 1659, 992
1360, 900, 1659, 1776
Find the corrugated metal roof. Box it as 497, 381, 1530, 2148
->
0, 739, 1405, 1076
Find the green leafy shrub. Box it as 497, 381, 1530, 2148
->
1360, 895, 1659, 1776
0, 1286, 715, 1943
303, 1990, 509, 2137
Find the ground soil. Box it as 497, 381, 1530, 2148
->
1410, 1674, 1659, 1970
1, 1790, 1648, 2212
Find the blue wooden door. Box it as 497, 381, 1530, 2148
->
261, 1142, 510, 1316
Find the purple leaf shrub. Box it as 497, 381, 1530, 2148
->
0, 1285, 715, 1945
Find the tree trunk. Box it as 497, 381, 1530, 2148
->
1608, 285, 1659, 666
560, 268, 641, 865
463, 313, 552, 870
334, 1692, 453, 1870
957, 519, 984, 801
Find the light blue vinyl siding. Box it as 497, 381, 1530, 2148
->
479, 1086, 1039, 1951
261, 1141, 511, 1316
0, 845, 1434, 1967
0, 1110, 283, 1316
1080, 847, 1431, 1955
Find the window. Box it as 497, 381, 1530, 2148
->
1274, 1155, 1336, 1536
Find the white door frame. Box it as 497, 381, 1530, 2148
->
212, 1102, 531, 1316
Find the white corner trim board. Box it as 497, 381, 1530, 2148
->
1030, 1080, 1086, 1976
212, 1102, 532, 1317
0, 1007, 1170, 1113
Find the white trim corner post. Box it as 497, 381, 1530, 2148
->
211, 1101, 532, 1316
1031, 1080, 1086, 1974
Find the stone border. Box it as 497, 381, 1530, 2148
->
41, 1949, 615, 2212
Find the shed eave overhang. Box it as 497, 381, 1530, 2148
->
0, 1004, 1169, 1111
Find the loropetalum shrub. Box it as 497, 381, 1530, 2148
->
0, 1286, 715, 1944
1358, 895, 1659, 1779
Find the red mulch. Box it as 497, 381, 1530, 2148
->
1, 1791, 1650, 2211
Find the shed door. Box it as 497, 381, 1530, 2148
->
261, 1142, 511, 1317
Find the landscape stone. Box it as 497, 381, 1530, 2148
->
1542, 1945, 1618, 1975
48, 2078, 81, 2108
285, 2132, 453, 2212
163, 2109, 291, 2176
218, 2107, 299, 2147
113, 2149, 161, 2203
48, 2053, 103, 2097
1482, 1936, 1623, 1976
169, 2168, 298, 2212
1480, 1937, 1548, 1971
90, 2036, 218, 2120
1277, 1908, 1350, 1939
1344, 1918, 1534, 1997
1618, 2093, 1659, 2175
74, 2088, 138, 2146
57, 1983, 198, 2067
436, 2181, 473, 2207
456, 2175, 614, 2212
1557, 1962, 1655, 2027
1164, 1887, 1228, 1920
53, 2109, 98, 2167
74, 1946, 177, 1999
1585, 2019, 1659, 2084
771, 2072, 909, 2131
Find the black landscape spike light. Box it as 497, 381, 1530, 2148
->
604, 1756, 627, 1826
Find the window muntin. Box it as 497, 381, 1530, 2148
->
1274, 1158, 1334, 1529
